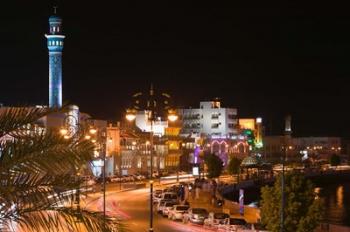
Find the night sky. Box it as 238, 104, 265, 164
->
1, 1, 349, 137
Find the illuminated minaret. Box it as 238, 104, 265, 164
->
45, 7, 65, 108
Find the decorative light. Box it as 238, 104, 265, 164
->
91, 139, 96, 143
85, 135, 91, 140
126, 109, 137, 121
63, 135, 70, 140
167, 109, 178, 122
146, 141, 150, 146
89, 128, 97, 134
108, 138, 113, 143
256, 117, 262, 124
132, 141, 137, 146
60, 128, 68, 136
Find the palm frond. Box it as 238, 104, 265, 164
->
0, 107, 124, 232
0, 106, 61, 138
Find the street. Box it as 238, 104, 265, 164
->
84, 187, 214, 232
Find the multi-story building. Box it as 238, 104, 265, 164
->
178, 100, 238, 138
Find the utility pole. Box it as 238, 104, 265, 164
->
149, 127, 154, 232
281, 115, 292, 232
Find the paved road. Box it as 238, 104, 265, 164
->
84, 188, 213, 232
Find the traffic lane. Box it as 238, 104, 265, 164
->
89, 188, 214, 232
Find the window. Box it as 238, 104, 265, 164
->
60, 41, 63, 46
211, 113, 219, 119
211, 123, 219, 129
228, 123, 235, 128
52, 27, 56, 32
48, 41, 51, 46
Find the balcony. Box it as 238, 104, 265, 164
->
183, 114, 200, 120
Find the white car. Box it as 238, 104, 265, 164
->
217, 218, 247, 232
161, 192, 178, 203
167, 205, 190, 221
161, 202, 176, 216
153, 189, 163, 203
110, 176, 121, 183
204, 212, 230, 228
157, 200, 171, 213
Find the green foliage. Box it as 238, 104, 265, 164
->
0, 107, 123, 232
204, 153, 223, 178
329, 154, 341, 167
260, 173, 324, 232
227, 157, 241, 175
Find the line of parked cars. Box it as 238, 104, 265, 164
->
154, 184, 269, 232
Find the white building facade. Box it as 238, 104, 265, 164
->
178, 100, 238, 138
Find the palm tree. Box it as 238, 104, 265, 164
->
0, 107, 123, 232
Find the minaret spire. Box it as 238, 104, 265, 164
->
53, 6, 58, 14
45, 10, 65, 108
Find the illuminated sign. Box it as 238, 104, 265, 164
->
192, 167, 199, 176
239, 119, 255, 130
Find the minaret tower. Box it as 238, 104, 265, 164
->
45, 7, 65, 108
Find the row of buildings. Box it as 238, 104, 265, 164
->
2, 11, 347, 178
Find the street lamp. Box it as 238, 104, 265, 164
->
125, 108, 178, 232
60, 127, 68, 136
126, 110, 156, 232
167, 110, 178, 122
126, 108, 137, 122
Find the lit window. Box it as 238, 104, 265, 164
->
48, 41, 51, 46
60, 41, 63, 46
57, 27, 60, 32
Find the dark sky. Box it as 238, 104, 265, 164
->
0, 1, 349, 137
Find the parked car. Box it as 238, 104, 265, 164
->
167, 205, 190, 221
161, 192, 178, 203
96, 176, 111, 184
182, 208, 209, 225
110, 176, 121, 183
217, 217, 247, 232
153, 189, 163, 203
157, 199, 172, 213
134, 174, 145, 181
153, 189, 163, 204
161, 202, 176, 216
204, 212, 230, 228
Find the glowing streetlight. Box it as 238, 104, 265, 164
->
60, 128, 68, 136
167, 109, 178, 122
126, 109, 137, 122
89, 128, 97, 135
